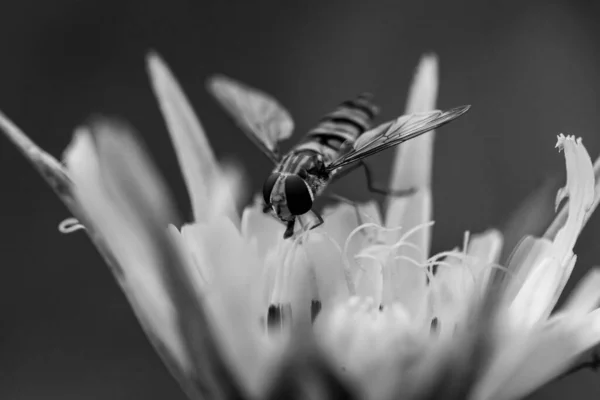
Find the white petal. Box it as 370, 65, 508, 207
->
321, 202, 373, 289
508, 257, 563, 328
468, 229, 504, 266
263, 238, 317, 328
504, 236, 554, 302
240, 200, 284, 259
381, 189, 432, 314
485, 312, 600, 400
315, 297, 424, 400
387, 54, 438, 192
321, 202, 363, 247
353, 255, 384, 304
179, 218, 276, 396
65, 126, 187, 366
147, 52, 227, 223
383, 55, 438, 250
168, 224, 209, 293
430, 230, 503, 337
64, 120, 238, 398
303, 232, 351, 307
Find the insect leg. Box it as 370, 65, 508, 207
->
326, 193, 366, 226
283, 219, 296, 239
360, 161, 416, 197
308, 211, 324, 231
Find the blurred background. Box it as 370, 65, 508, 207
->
1, 0, 600, 398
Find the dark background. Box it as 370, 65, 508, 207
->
1, 0, 600, 398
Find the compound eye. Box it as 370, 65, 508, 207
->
285, 175, 313, 215
263, 173, 279, 204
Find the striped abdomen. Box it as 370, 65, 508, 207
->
293, 93, 380, 163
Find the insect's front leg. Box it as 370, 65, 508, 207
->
360, 161, 416, 197
326, 193, 366, 227
308, 211, 324, 231
283, 219, 296, 239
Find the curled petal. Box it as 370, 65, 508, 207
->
505, 136, 595, 325
550, 135, 595, 265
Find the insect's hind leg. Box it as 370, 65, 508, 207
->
360, 161, 416, 197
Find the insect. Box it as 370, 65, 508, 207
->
207, 75, 470, 239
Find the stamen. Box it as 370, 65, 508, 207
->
311, 300, 322, 322
267, 303, 292, 333
58, 217, 85, 234
430, 317, 440, 334
343, 223, 405, 269
393, 221, 435, 250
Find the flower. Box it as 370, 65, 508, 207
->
1, 51, 600, 400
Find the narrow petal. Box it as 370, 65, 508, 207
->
383, 56, 438, 298
240, 200, 285, 259
64, 119, 244, 400
467, 229, 504, 267
384, 53, 438, 241
321, 202, 378, 292
147, 52, 230, 223
499, 176, 562, 264
353, 254, 384, 304
181, 218, 277, 396
321, 203, 363, 248
387, 53, 438, 192
304, 232, 351, 307
382, 189, 432, 315
504, 236, 554, 303
508, 257, 563, 328
265, 333, 355, 400
430, 230, 503, 337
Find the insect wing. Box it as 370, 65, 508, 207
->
325, 105, 470, 172
207, 74, 294, 163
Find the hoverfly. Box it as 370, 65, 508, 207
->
207, 75, 469, 239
